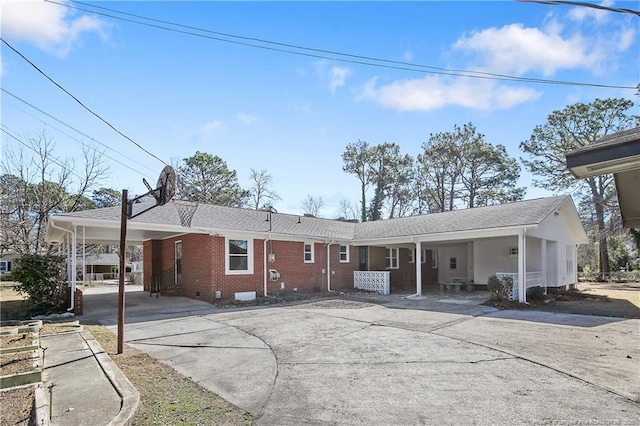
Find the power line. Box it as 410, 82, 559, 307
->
3, 97, 151, 179
518, 0, 640, 17
45, 0, 636, 91
0, 37, 168, 166
2, 88, 158, 176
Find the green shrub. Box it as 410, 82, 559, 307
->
527, 286, 545, 301
487, 275, 513, 301
13, 254, 67, 315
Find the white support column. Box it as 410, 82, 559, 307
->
518, 230, 526, 303
466, 242, 473, 282
541, 239, 547, 294
415, 241, 422, 297
70, 225, 77, 310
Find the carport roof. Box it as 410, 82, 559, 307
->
47, 195, 575, 244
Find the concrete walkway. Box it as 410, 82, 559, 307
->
41, 330, 138, 426
81, 286, 640, 425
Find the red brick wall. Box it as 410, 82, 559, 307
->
74, 289, 83, 316
143, 236, 440, 301
390, 248, 416, 292
209, 236, 264, 301
180, 234, 212, 301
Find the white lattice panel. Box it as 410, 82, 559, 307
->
353, 271, 390, 295
496, 273, 518, 301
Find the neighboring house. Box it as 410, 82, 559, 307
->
566, 126, 640, 228
45, 195, 587, 304
76, 253, 127, 281
0, 251, 19, 281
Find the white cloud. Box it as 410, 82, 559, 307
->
567, 0, 612, 24
358, 75, 540, 112
403, 50, 414, 62
616, 27, 636, 51
197, 120, 226, 142
313, 61, 353, 93
453, 23, 601, 77
236, 113, 260, 125
0, 0, 108, 56
328, 66, 352, 94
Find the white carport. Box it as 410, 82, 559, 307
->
46, 202, 207, 308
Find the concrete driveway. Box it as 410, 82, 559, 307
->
84, 286, 640, 425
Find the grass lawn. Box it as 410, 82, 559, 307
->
85, 325, 253, 426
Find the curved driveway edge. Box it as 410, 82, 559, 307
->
81, 331, 140, 426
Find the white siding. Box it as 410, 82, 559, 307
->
526, 237, 542, 271
546, 241, 558, 287
437, 244, 468, 282
473, 237, 518, 284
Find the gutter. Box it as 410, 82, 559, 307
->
50, 221, 75, 312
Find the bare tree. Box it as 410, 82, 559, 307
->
248, 168, 281, 210
301, 195, 324, 217
1, 131, 108, 255
335, 198, 360, 221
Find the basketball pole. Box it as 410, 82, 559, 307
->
118, 189, 128, 355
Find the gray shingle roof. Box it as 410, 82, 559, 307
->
568, 126, 640, 155
56, 195, 571, 242
354, 195, 569, 239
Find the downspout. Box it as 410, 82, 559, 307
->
50, 222, 75, 311
327, 241, 334, 292
263, 236, 271, 297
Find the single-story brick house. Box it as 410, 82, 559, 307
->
46, 195, 587, 304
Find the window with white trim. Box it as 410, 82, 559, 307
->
339, 245, 349, 263
421, 249, 427, 264
304, 243, 314, 263
385, 247, 399, 269
225, 238, 253, 275
432, 250, 438, 269
0, 261, 8, 272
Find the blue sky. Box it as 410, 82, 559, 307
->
1, 0, 638, 217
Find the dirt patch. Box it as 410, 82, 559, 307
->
0, 386, 35, 425
0, 286, 29, 321
0, 333, 36, 349
484, 283, 640, 319
40, 323, 81, 336
85, 325, 253, 426
0, 351, 37, 376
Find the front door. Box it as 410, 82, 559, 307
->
358, 246, 368, 271
175, 241, 182, 286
